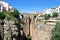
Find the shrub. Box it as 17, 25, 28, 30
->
51, 22, 60, 40
44, 14, 51, 20
52, 12, 58, 17
0, 12, 6, 20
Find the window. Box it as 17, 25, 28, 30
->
3, 7, 7, 11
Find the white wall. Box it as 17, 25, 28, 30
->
0, 1, 12, 11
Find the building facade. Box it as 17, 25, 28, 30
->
0, 1, 12, 12
43, 6, 60, 15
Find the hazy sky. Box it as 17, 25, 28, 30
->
4, 0, 60, 13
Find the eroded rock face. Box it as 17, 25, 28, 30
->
31, 22, 55, 40
4, 20, 19, 40
0, 20, 3, 40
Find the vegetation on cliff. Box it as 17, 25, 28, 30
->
52, 12, 58, 18
0, 9, 20, 22
0, 12, 6, 20
51, 21, 60, 40
44, 12, 58, 20
44, 14, 51, 20
0, 9, 20, 40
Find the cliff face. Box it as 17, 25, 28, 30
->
4, 20, 18, 40
32, 21, 56, 40
3, 18, 21, 40
0, 17, 23, 40
0, 10, 21, 40
0, 20, 4, 40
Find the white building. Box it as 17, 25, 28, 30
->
43, 6, 60, 15
0, 1, 12, 12
43, 9, 53, 15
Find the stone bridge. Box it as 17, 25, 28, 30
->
20, 13, 56, 40
20, 13, 38, 36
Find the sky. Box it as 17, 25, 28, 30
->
3, 0, 60, 13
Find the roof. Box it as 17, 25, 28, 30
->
51, 6, 60, 9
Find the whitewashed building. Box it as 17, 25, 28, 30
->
0, 1, 12, 12
43, 6, 60, 15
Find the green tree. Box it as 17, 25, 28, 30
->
51, 22, 60, 40
11, 9, 19, 19
0, 12, 6, 20
52, 12, 58, 17
44, 14, 51, 20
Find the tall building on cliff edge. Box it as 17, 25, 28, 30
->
0, 0, 13, 12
